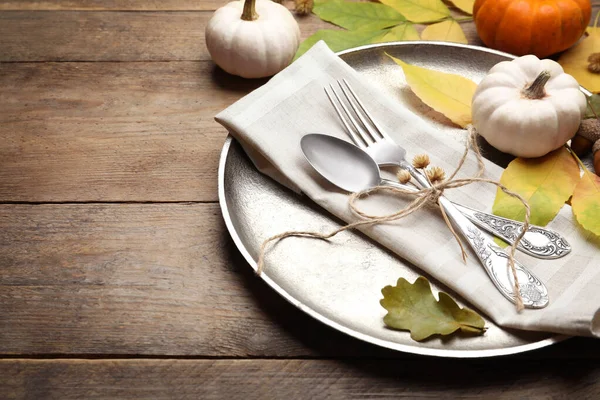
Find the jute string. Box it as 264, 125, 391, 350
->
256, 126, 531, 311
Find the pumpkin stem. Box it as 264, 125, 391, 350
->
522, 70, 551, 100
241, 0, 258, 21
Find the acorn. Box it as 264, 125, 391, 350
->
594, 140, 600, 176
572, 119, 600, 157
570, 134, 593, 156
588, 53, 600, 74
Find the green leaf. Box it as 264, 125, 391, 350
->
381, 277, 486, 341
585, 94, 600, 119
376, 22, 420, 42
313, 0, 406, 31
571, 167, 600, 237
294, 29, 387, 60
379, 0, 450, 23
492, 147, 581, 226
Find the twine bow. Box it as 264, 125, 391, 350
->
257, 126, 531, 311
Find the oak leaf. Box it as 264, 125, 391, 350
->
571, 167, 600, 237
380, 276, 486, 341
492, 147, 581, 226
386, 54, 477, 127
313, 0, 406, 31
379, 0, 450, 23
421, 20, 468, 44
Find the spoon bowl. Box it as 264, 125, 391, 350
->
300, 133, 381, 192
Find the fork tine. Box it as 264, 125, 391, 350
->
340, 79, 391, 141
325, 84, 370, 148
335, 81, 379, 144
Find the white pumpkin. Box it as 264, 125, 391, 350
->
472, 55, 587, 158
205, 0, 301, 79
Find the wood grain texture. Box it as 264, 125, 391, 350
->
0, 203, 400, 357
0, 11, 332, 62
0, 61, 266, 202
1, 203, 599, 358
1, 203, 598, 358
0, 0, 229, 10
0, 6, 597, 62
1, 358, 599, 399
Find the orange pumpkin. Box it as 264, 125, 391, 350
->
473, 0, 592, 58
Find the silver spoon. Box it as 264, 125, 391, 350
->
300, 133, 569, 260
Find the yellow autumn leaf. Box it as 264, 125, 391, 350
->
448, 0, 474, 14
492, 147, 581, 226
571, 168, 600, 237
421, 20, 468, 44
377, 22, 420, 42
386, 54, 477, 127
379, 0, 450, 23
558, 16, 600, 93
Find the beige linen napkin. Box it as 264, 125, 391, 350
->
216, 41, 600, 338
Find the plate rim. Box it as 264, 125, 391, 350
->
217, 41, 570, 358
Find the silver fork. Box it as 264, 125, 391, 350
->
325, 79, 549, 309
325, 79, 570, 260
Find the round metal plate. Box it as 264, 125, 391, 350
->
218, 42, 568, 357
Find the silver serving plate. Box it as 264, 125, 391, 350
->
218, 42, 568, 357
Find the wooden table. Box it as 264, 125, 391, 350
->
1, 1, 599, 398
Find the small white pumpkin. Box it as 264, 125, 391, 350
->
472, 55, 587, 158
205, 0, 301, 79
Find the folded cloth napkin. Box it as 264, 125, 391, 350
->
216, 41, 600, 338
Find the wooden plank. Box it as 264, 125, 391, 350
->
0, 11, 333, 62
0, 7, 598, 62
0, 61, 266, 202
1, 358, 599, 399
0, 203, 402, 357
0, 203, 599, 357
0, 0, 229, 10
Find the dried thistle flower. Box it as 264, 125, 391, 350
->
397, 169, 412, 184
295, 0, 313, 14
426, 166, 446, 183
588, 53, 600, 74
412, 154, 430, 169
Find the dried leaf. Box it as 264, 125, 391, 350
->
585, 94, 600, 119
377, 22, 420, 42
380, 276, 486, 341
421, 20, 468, 44
294, 29, 387, 60
571, 167, 600, 237
558, 25, 600, 93
313, 0, 406, 31
492, 147, 581, 226
447, 0, 474, 14
379, 0, 450, 23
386, 54, 477, 127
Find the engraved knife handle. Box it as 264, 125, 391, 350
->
452, 203, 571, 259
400, 164, 549, 308
438, 197, 549, 309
